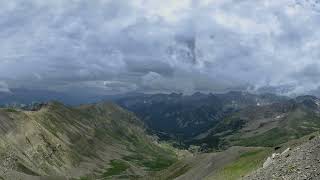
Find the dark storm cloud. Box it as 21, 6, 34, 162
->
1, 0, 320, 95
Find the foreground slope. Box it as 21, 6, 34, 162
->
0, 102, 177, 179
245, 133, 320, 180
165, 134, 320, 180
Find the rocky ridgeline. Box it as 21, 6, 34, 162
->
1, 102, 48, 111
245, 136, 320, 180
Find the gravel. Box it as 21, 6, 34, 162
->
245, 136, 320, 180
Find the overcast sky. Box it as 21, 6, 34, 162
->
1, 0, 320, 95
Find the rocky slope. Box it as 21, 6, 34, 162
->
245, 133, 320, 180
0, 102, 177, 179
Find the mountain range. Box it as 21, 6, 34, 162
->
1, 91, 320, 179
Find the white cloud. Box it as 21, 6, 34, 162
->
0, 81, 10, 93
1, 0, 320, 95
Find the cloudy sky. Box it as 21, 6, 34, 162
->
1, 0, 320, 95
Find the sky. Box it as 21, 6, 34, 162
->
1, 0, 320, 96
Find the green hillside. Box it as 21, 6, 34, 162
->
0, 102, 177, 179
193, 98, 320, 150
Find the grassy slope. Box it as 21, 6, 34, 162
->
207, 132, 320, 180
171, 104, 320, 179
133, 104, 320, 180
151, 146, 270, 180
0, 102, 177, 179
233, 108, 320, 147
208, 148, 271, 180
197, 104, 320, 150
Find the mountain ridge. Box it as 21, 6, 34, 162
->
0, 101, 177, 179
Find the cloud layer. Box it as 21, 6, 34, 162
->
1, 0, 320, 95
